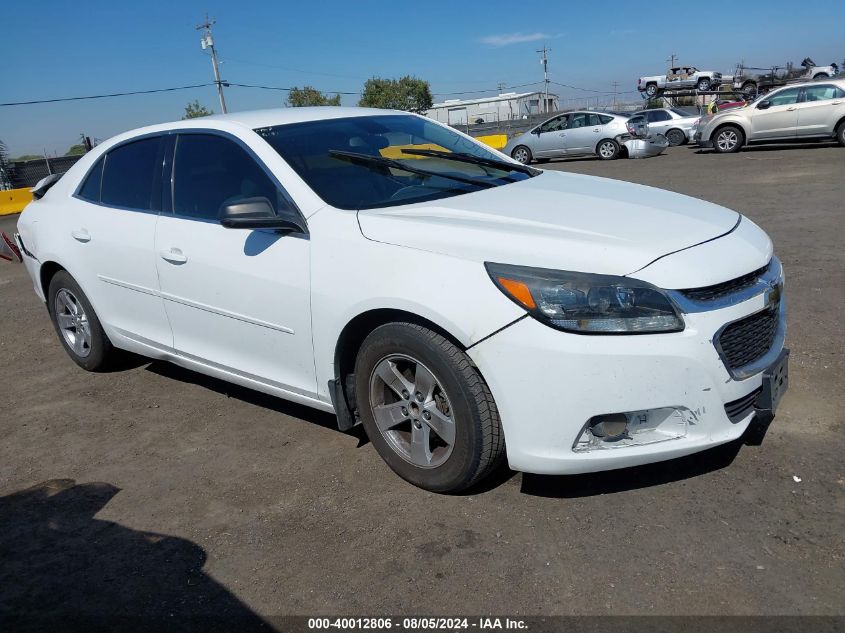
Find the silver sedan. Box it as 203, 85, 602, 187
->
503, 111, 630, 163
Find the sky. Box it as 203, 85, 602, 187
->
2, 0, 844, 157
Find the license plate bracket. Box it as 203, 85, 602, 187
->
755, 348, 789, 417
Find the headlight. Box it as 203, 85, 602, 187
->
485, 262, 684, 334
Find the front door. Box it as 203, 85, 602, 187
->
534, 115, 570, 157
154, 131, 316, 398
749, 87, 801, 140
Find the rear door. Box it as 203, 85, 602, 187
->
645, 110, 672, 135
564, 112, 601, 154
748, 87, 801, 139
796, 84, 845, 136
69, 136, 172, 349
154, 131, 316, 398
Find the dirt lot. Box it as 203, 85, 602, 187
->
1, 143, 843, 624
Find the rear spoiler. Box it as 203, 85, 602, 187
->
31, 173, 63, 200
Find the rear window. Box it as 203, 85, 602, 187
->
101, 137, 161, 211
77, 157, 104, 203
598, 114, 614, 125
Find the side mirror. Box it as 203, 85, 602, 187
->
533, 127, 542, 135
219, 197, 304, 233
757, 100, 771, 110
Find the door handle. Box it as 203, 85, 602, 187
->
593, 128, 600, 132
832, 101, 842, 105
786, 107, 796, 111
558, 132, 566, 137
159, 248, 187, 264
71, 229, 90, 243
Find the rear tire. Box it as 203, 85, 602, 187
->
742, 82, 758, 98
47, 270, 116, 371
836, 122, 845, 147
354, 323, 505, 493
666, 128, 686, 146
511, 145, 532, 164
713, 125, 744, 153
596, 139, 620, 160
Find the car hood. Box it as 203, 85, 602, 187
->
357, 170, 740, 277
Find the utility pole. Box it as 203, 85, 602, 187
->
537, 46, 550, 113
612, 81, 619, 110
667, 53, 678, 68
497, 81, 507, 93
196, 15, 227, 114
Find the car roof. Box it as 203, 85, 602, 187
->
200, 106, 404, 128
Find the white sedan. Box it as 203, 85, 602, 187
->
13, 107, 788, 492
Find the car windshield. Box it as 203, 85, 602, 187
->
255, 114, 535, 210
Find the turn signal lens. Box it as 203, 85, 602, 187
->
497, 278, 536, 309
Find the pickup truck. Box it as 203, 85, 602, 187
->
732, 58, 840, 97
637, 67, 722, 97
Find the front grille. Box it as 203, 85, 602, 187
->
718, 308, 779, 370
724, 387, 762, 423
681, 262, 770, 302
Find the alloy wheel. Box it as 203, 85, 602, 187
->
598, 141, 617, 159
54, 289, 92, 358
369, 354, 456, 468
513, 147, 530, 164
716, 130, 739, 152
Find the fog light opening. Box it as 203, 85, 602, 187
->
588, 413, 630, 442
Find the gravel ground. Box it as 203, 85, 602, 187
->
1, 143, 843, 625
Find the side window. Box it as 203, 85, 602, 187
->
173, 133, 292, 221
78, 157, 104, 203
539, 116, 566, 133
650, 110, 671, 122
598, 115, 614, 125
586, 113, 603, 127
101, 137, 161, 210
569, 113, 589, 128
767, 87, 800, 106
803, 84, 843, 102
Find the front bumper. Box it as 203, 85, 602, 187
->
468, 278, 785, 475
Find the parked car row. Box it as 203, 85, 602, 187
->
503, 77, 845, 164
503, 106, 698, 163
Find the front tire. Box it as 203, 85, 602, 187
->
697, 78, 712, 91
645, 84, 658, 97
596, 139, 620, 160
713, 125, 744, 153
47, 270, 115, 371
742, 82, 758, 98
354, 323, 505, 493
665, 128, 686, 146
511, 145, 532, 164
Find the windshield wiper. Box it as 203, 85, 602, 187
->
399, 148, 539, 176
328, 150, 495, 189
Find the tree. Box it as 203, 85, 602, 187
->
182, 100, 213, 119
358, 76, 433, 114
286, 86, 341, 107
65, 144, 86, 156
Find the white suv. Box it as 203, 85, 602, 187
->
697, 79, 845, 152
13, 107, 788, 492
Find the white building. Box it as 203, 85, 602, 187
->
426, 91, 560, 126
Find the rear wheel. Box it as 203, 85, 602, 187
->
511, 145, 532, 164
47, 270, 116, 371
713, 125, 744, 153
596, 139, 620, 160
813, 73, 829, 79
665, 128, 686, 146
742, 82, 758, 98
354, 323, 505, 493
836, 122, 845, 147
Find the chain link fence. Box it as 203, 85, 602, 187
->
9, 155, 84, 189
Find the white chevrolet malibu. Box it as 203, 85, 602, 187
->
13, 107, 788, 492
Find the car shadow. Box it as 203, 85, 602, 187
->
144, 361, 369, 446
0, 479, 272, 631
519, 417, 772, 499
695, 141, 839, 154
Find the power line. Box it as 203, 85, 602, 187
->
0, 83, 216, 107
227, 82, 361, 95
